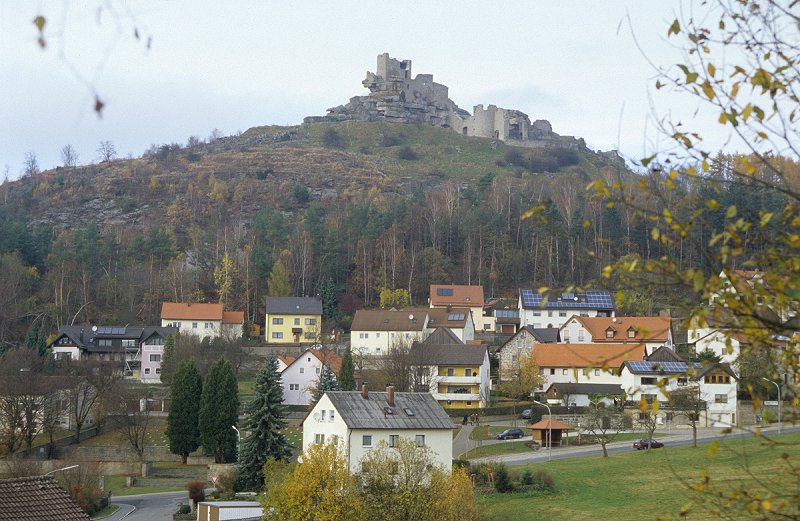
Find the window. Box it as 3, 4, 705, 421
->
548, 311, 553, 317
388, 435, 399, 447
321, 410, 326, 421
314, 434, 325, 445
144, 368, 151, 375
272, 332, 283, 339
606, 329, 614, 338
316, 367, 320, 374
705, 373, 731, 384
362, 435, 373, 447
289, 384, 299, 391
329, 410, 335, 422
156, 368, 161, 374
122, 339, 136, 347
192, 322, 198, 329
359, 333, 369, 339
294, 318, 300, 325
272, 317, 284, 325
304, 332, 316, 339
305, 318, 317, 325
98, 339, 112, 347
447, 368, 454, 376
627, 328, 636, 338
578, 330, 584, 342
376, 333, 380, 338
416, 435, 426, 447
677, 378, 688, 386
550, 368, 555, 375
205, 322, 213, 329
300, 368, 304, 374
562, 369, 568, 375
715, 394, 728, 403
464, 368, 472, 377
594, 369, 600, 376
533, 311, 541, 317
563, 333, 570, 342
149, 354, 161, 362
641, 377, 657, 385
559, 311, 567, 317
642, 394, 657, 403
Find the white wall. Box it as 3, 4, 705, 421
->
302, 394, 349, 454
350, 330, 424, 356
347, 428, 453, 474
538, 366, 622, 391
520, 308, 604, 329
281, 353, 325, 406
690, 327, 741, 365
161, 319, 221, 338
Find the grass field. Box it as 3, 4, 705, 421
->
476, 432, 800, 520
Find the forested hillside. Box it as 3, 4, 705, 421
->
0, 120, 790, 346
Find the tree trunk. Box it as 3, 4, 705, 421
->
601, 441, 608, 457
182, 452, 188, 465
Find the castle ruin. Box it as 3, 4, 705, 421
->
305, 53, 585, 150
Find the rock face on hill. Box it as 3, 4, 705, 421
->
306, 53, 585, 150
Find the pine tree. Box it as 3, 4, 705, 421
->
267, 258, 292, 297
199, 358, 239, 463
166, 360, 202, 464
320, 276, 337, 321
237, 356, 292, 490
159, 334, 177, 385
311, 364, 340, 406
339, 349, 357, 391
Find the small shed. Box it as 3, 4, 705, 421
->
528, 418, 574, 447
197, 501, 263, 521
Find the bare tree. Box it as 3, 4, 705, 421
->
96, 140, 117, 162
60, 144, 79, 167
582, 393, 630, 457
23, 151, 40, 177
62, 362, 121, 442
635, 410, 659, 450
668, 385, 705, 448
112, 385, 152, 461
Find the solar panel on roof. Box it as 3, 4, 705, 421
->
447, 313, 465, 321
437, 288, 453, 296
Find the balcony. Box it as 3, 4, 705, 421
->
436, 375, 481, 385
435, 392, 482, 402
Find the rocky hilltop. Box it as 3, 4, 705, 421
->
306, 53, 586, 151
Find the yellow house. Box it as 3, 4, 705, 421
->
264, 297, 323, 344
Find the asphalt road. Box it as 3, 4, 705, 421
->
110, 490, 188, 521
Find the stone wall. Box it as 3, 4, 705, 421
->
54, 444, 214, 466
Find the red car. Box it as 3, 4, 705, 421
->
633, 438, 664, 450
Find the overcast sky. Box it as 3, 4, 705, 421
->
1, 1, 727, 179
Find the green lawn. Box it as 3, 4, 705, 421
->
464, 441, 536, 458
104, 475, 184, 497
477, 432, 800, 521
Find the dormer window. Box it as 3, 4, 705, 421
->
606, 328, 615, 338
627, 328, 636, 339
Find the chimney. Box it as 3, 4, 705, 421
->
361, 383, 369, 399
386, 385, 395, 406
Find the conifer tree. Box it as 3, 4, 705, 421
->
237, 356, 291, 490
159, 334, 177, 385
311, 364, 340, 406
339, 349, 357, 391
267, 258, 292, 297
199, 358, 239, 463
166, 360, 202, 464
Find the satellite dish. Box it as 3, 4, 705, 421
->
408, 314, 414, 320
574, 296, 579, 301
92, 325, 98, 332
313, 412, 321, 421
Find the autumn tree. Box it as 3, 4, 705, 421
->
214, 252, 237, 305
167, 360, 202, 464
267, 254, 292, 297
237, 356, 291, 491
199, 358, 239, 463
498, 350, 544, 418
379, 287, 410, 308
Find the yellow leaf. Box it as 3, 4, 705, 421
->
762, 500, 772, 512
707, 63, 716, 76
726, 205, 737, 219
651, 400, 660, 414
651, 228, 660, 241
638, 397, 648, 413
701, 81, 715, 100
668, 19, 680, 36
742, 103, 753, 121
33, 15, 46, 32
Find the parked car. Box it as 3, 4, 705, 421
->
633, 438, 664, 450
520, 409, 532, 419
496, 428, 525, 440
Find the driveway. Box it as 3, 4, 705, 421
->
111, 490, 188, 521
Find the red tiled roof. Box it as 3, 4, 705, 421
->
566, 316, 671, 343
222, 311, 245, 325
161, 302, 223, 321
534, 343, 646, 368
0, 476, 90, 521
429, 285, 484, 307
528, 418, 574, 430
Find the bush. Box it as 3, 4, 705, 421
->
322, 128, 346, 149
187, 480, 206, 503
532, 470, 556, 491
494, 465, 514, 493
504, 149, 525, 167
452, 458, 471, 471
397, 146, 419, 160
520, 469, 534, 486
552, 147, 580, 167
215, 468, 238, 498
292, 183, 310, 203
177, 504, 191, 515
380, 132, 405, 147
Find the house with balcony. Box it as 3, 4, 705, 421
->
350, 309, 429, 355
264, 297, 323, 344
48, 325, 176, 382
409, 334, 491, 409
160, 302, 244, 339
302, 385, 454, 474
518, 288, 614, 329
281, 349, 342, 406
560, 315, 673, 354
485, 297, 520, 334
429, 284, 494, 332
619, 346, 738, 426
533, 342, 646, 392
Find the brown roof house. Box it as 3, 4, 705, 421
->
280, 349, 343, 406
533, 343, 646, 393
350, 309, 429, 356
0, 476, 90, 521
560, 315, 673, 354
430, 284, 494, 332
496, 326, 560, 384
161, 302, 244, 340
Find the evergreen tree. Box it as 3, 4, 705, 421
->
267, 258, 292, 297
320, 276, 337, 321
339, 349, 357, 391
159, 334, 177, 386
166, 360, 202, 464
199, 358, 239, 463
24, 322, 46, 355
311, 364, 340, 406
237, 356, 292, 490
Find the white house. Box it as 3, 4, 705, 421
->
619, 347, 739, 426
350, 309, 429, 356
160, 302, 244, 339
687, 326, 744, 365
429, 284, 494, 332
302, 386, 454, 474
533, 343, 646, 392
423, 307, 475, 343
518, 289, 614, 329
544, 382, 624, 407
280, 349, 342, 406
560, 315, 673, 354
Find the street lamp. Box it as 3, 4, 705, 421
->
762, 377, 782, 434
232, 425, 241, 460
532, 400, 552, 462
44, 464, 79, 476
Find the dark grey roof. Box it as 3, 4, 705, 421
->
0, 476, 90, 521
546, 382, 623, 395
421, 327, 464, 345
646, 345, 686, 362
523, 326, 560, 343
49, 325, 176, 353
265, 297, 323, 315
622, 360, 703, 375
410, 343, 487, 366
325, 391, 454, 430
694, 363, 738, 381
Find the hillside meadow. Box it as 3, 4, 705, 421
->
477, 431, 800, 520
